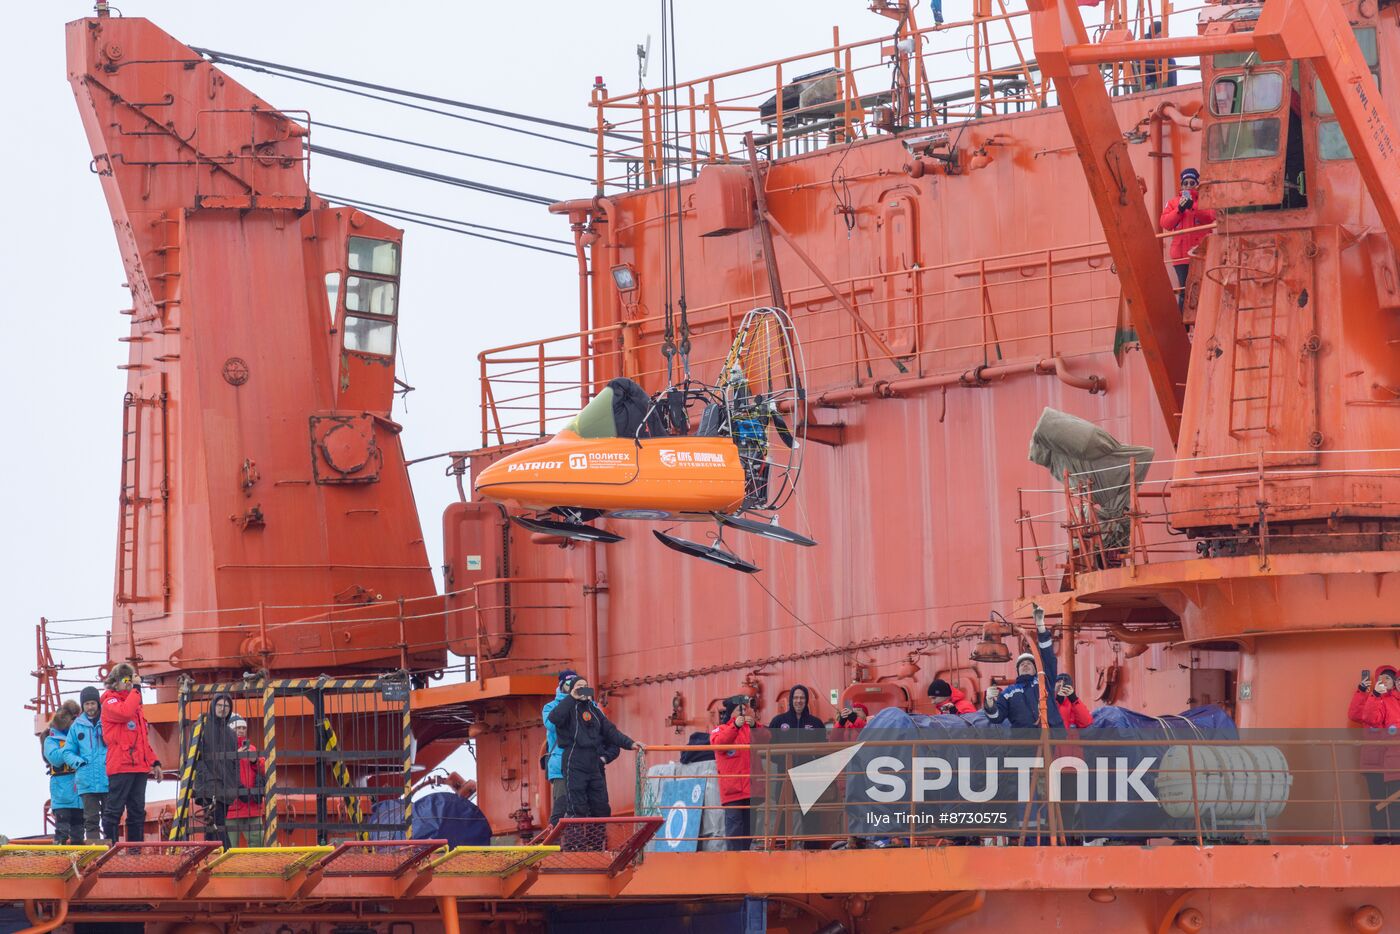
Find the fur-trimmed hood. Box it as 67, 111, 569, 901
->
105, 662, 138, 688
49, 699, 80, 733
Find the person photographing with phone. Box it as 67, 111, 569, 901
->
1159, 167, 1217, 312
547, 676, 645, 840
710, 696, 756, 850
1349, 664, 1400, 842
100, 662, 162, 844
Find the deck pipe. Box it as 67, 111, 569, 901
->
815, 356, 1105, 405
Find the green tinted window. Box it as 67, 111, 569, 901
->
1315, 29, 1380, 116
1318, 121, 1352, 160
566, 387, 619, 438
1211, 71, 1284, 115
1206, 118, 1281, 160
347, 237, 400, 276
1213, 51, 1283, 68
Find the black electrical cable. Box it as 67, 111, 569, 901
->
307, 121, 593, 183
308, 144, 558, 205
318, 193, 572, 245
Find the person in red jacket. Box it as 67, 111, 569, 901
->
99, 662, 162, 844
1054, 674, 1094, 730
835, 703, 869, 733
710, 696, 755, 851
1159, 167, 1217, 311
927, 679, 975, 715
1350, 664, 1400, 843
226, 715, 267, 847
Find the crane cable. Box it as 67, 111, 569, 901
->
658, 0, 691, 383
196, 48, 711, 158
305, 120, 593, 183
308, 144, 558, 205
320, 195, 574, 258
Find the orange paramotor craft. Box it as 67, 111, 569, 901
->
474, 307, 814, 572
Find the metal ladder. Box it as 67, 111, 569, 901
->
1223, 236, 1285, 437
115, 392, 143, 605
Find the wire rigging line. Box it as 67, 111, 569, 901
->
308, 144, 559, 205
199, 57, 597, 152
305, 120, 594, 183
751, 572, 842, 651
666, 0, 691, 378
318, 194, 572, 245
195, 47, 626, 141
322, 197, 573, 258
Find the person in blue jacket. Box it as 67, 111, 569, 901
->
71, 686, 109, 846
43, 700, 85, 844
542, 669, 578, 825
984, 604, 1065, 730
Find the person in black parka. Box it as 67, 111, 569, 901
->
546, 677, 646, 830
192, 692, 239, 846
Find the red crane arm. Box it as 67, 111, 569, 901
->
1026, 0, 1191, 444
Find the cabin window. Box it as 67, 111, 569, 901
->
347, 237, 400, 277
1313, 27, 1380, 161
1213, 51, 1282, 68
1206, 118, 1281, 160
341, 237, 401, 357
1210, 71, 1284, 116
345, 276, 398, 317
1317, 122, 1353, 161
343, 316, 395, 356
324, 272, 341, 313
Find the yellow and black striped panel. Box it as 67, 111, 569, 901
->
167, 717, 205, 841
320, 718, 365, 840
262, 681, 278, 848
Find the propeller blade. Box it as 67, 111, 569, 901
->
772, 411, 794, 448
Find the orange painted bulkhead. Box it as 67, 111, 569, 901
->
461, 0, 1400, 835
65, 16, 443, 781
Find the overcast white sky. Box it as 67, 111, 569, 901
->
0, 0, 937, 839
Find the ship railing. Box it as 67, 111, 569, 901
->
590, 1, 1208, 191
477, 226, 1209, 448
1016, 454, 1400, 594
636, 732, 1396, 851
29, 577, 579, 714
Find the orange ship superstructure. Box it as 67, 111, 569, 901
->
13, 0, 1400, 930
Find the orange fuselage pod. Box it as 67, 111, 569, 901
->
474, 431, 746, 517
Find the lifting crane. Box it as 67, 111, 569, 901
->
1026, 0, 1400, 444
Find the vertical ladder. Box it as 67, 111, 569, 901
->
1226, 236, 1284, 437
116, 393, 143, 605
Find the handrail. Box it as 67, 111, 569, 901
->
636, 731, 1390, 850
1015, 457, 1400, 593
476, 228, 1187, 445
589, 2, 1204, 190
